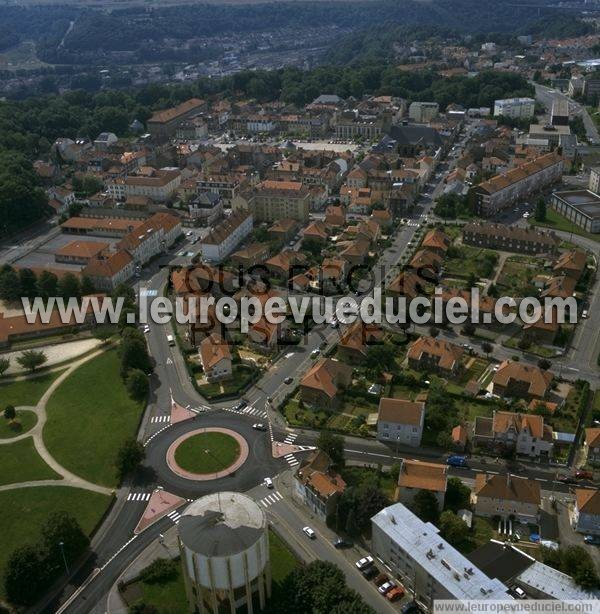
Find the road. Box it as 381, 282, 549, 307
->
37, 122, 600, 613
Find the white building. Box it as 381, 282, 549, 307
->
493, 98, 536, 120
198, 211, 253, 263
177, 492, 271, 614
376, 398, 424, 447
408, 102, 439, 123
124, 168, 181, 202
371, 503, 511, 610
117, 212, 182, 265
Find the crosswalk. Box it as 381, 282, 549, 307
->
284, 433, 297, 445
259, 491, 283, 508
405, 220, 420, 227
151, 415, 170, 424
127, 492, 151, 502
167, 509, 183, 524
284, 453, 299, 468
242, 405, 267, 418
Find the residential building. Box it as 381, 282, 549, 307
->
83, 250, 135, 291
198, 333, 232, 382
470, 152, 563, 217
421, 228, 451, 255
268, 218, 299, 243
396, 460, 448, 508
197, 174, 242, 206
337, 321, 383, 364
462, 223, 559, 255
408, 102, 440, 123
61, 217, 144, 238
198, 211, 253, 264
573, 488, 600, 535
188, 192, 223, 226
550, 99, 569, 126
493, 98, 535, 119
294, 450, 346, 522
589, 167, 600, 193
230, 243, 269, 268
147, 98, 207, 140
472, 473, 540, 522
299, 358, 352, 409
94, 132, 118, 150
124, 168, 181, 203
376, 398, 425, 447
371, 503, 511, 610
584, 428, 600, 466
407, 336, 464, 376
54, 240, 109, 265
550, 190, 600, 234
473, 411, 553, 459
117, 212, 182, 265
492, 361, 553, 400
233, 180, 310, 223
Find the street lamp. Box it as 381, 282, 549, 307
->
58, 541, 69, 575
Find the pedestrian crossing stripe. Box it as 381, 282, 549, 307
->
127, 492, 151, 501
260, 491, 283, 507
283, 433, 297, 444
167, 510, 182, 524
284, 454, 299, 467
151, 416, 170, 423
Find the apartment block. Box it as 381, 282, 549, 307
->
493, 98, 535, 119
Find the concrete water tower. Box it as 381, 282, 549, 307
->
177, 492, 271, 614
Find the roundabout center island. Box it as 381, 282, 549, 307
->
167, 427, 249, 481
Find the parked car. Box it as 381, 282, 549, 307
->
378, 581, 396, 595
446, 455, 468, 468
252, 423, 267, 431
374, 573, 389, 587
302, 526, 316, 539
264, 477, 273, 489
284, 377, 293, 384
584, 535, 600, 545
386, 586, 405, 601
558, 475, 577, 484
401, 602, 420, 614
355, 556, 374, 570
576, 470, 593, 480
362, 565, 379, 580
514, 587, 527, 599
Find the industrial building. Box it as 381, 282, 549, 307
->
550, 190, 600, 234
177, 492, 271, 614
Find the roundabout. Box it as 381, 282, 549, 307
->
167, 427, 248, 481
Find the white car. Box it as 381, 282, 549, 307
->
522, 212, 530, 219
302, 526, 316, 539
310, 349, 320, 358
264, 477, 273, 489
582, 309, 589, 319
378, 581, 396, 595
355, 555, 374, 570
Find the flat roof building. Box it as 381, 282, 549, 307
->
550, 189, 600, 234
371, 502, 511, 610
494, 98, 535, 120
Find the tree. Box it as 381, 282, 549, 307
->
36, 270, 58, 301
0, 266, 21, 301
16, 350, 47, 373
439, 510, 470, 549
481, 342, 493, 357
411, 489, 440, 524
127, 369, 149, 401
41, 512, 89, 574
538, 358, 552, 370
116, 438, 145, 480
3, 544, 49, 606
118, 307, 137, 331
112, 283, 136, 309
57, 272, 81, 299
535, 197, 547, 222
4, 405, 16, 421
445, 477, 471, 512
429, 326, 440, 338
316, 431, 345, 467
365, 343, 396, 373
120, 337, 152, 377
18, 268, 38, 300
461, 322, 475, 336
94, 325, 115, 344
80, 276, 96, 296
518, 333, 532, 351
389, 462, 401, 482
0, 357, 9, 376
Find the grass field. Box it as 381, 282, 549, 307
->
44, 350, 144, 487
0, 370, 64, 407
174, 432, 240, 473
0, 410, 37, 438
530, 209, 600, 243
0, 438, 60, 486
0, 486, 111, 599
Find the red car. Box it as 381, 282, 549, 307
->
576, 470, 593, 480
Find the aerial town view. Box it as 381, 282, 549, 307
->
3, 0, 600, 612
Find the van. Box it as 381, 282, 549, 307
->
167, 334, 175, 346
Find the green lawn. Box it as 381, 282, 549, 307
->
174, 432, 240, 473
0, 438, 60, 486
196, 364, 259, 399
530, 208, 600, 243
0, 486, 111, 599
547, 385, 582, 433
504, 334, 556, 358
123, 529, 298, 612
44, 350, 145, 488
0, 410, 37, 438
0, 370, 65, 407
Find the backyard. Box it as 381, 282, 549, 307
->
496, 255, 547, 298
